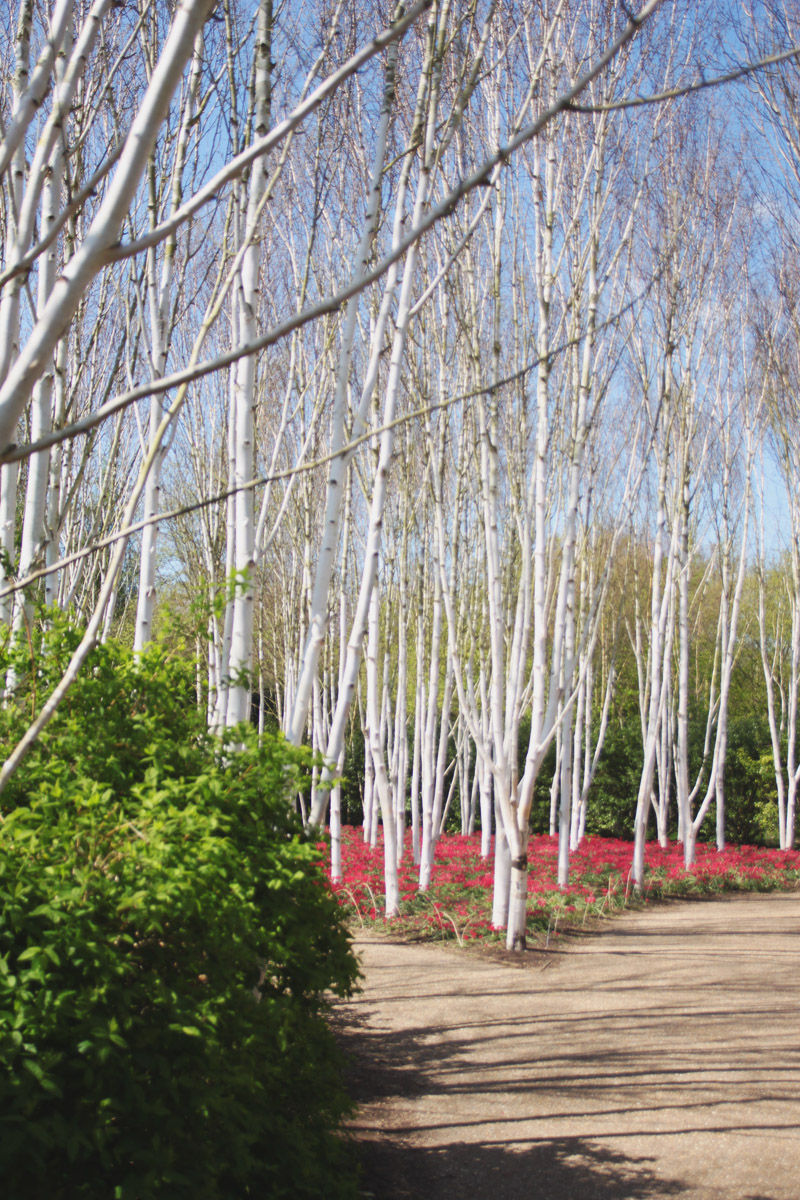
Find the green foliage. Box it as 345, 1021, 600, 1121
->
722, 717, 779, 846
586, 716, 641, 838
339, 718, 367, 825
754, 786, 782, 844
581, 697, 784, 846
0, 621, 360, 1200
528, 729, 557, 834
0, 614, 209, 806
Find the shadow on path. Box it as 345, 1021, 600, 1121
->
338, 894, 800, 1200
356, 1135, 687, 1200
338, 1011, 689, 1199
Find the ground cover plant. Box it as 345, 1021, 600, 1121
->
327, 827, 800, 944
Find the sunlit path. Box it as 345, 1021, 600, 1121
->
339, 891, 800, 1200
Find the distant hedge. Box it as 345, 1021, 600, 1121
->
0, 625, 360, 1199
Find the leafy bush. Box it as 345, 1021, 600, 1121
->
0, 626, 360, 1200
0, 617, 210, 807
586, 717, 641, 838
722, 717, 778, 845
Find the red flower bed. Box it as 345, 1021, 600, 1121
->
321, 827, 800, 944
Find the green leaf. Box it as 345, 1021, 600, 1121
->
21, 1058, 45, 1082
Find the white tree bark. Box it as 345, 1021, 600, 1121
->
0, 0, 217, 455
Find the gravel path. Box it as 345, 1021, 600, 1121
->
336, 891, 800, 1199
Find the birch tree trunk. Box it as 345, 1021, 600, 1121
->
134, 29, 204, 652
0, 0, 217, 454
225, 0, 273, 726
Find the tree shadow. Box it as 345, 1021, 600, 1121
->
337, 1011, 688, 1200
356, 1135, 687, 1200
335, 902, 800, 1199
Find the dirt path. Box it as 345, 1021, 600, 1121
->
336, 891, 800, 1200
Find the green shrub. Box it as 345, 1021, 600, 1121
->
722, 717, 779, 845
0, 617, 211, 808
586, 718, 641, 838
0, 627, 359, 1200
